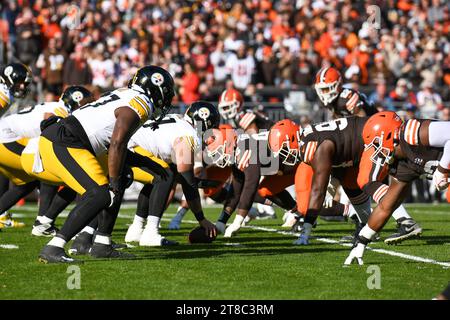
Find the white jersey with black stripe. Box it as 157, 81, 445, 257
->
128, 114, 200, 163
0, 101, 70, 143
72, 87, 153, 156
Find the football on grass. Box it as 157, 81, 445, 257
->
188, 226, 217, 244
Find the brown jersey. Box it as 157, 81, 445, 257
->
299, 117, 367, 167
321, 88, 377, 117
390, 119, 443, 183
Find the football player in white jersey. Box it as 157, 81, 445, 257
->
124, 101, 219, 246
37, 65, 175, 263
0, 86, 92, 232
0, 62, 32, 116
0, 62, 33, 229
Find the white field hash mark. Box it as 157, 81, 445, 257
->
157, 216, 450, 268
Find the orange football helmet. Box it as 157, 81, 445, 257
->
268, 119, 302, 166
218, 88, 244, 120
362, 111, 403, 166
205, 126, 237, 168
314, 67, 342, 106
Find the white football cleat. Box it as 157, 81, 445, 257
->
139, 232, 178, 246
256, 204, 276, 219
125, 223, 144, 243
31, 220, 58, 237
282, 211, 298, 228
215, 221, 226, 234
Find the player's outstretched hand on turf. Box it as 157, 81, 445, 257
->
344, 243, 366, 266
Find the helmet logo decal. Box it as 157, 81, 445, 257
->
151, 73, 164, 86
198, 107, 210, 120
4, 66, 13, 77
72, 91, 83, 102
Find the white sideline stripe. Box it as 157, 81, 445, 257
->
164, 218, 450, 268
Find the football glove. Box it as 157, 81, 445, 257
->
433, 168, 449, 192
344, 239, 368, 266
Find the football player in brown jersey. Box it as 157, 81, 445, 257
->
206, 123, 299, 236
314, 66, 420, 241
314, 66, 377, 118
345, 113, 449, 265
268, 113, 420, 245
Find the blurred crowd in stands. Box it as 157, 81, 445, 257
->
0, 0, 449, 120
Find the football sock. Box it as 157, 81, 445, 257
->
48, 236, 67, 248
97, 192, 122, 235
0, 175, 9, 197
0, 181, 39, 214
57, 185, 110, 241
144, 215, 160, 236
148, 175, 175, 219
133, 215, 146, 227
319, 201, 345, 216
175, 206, 189, 218
94, 233, 111, 245
37, 215, 53, 225
136, 184, 153, 219
44, 187, 77, 220
267, 190, 296, 211
351, 198, 371, 224
81, 225, 95, 235
37, 183, 58, 217
392, 205, 412, 221
218, 210, 232, 224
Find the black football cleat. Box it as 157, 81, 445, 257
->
161, 238, 179, 246
68, 232, 93, 256
384, 218, 422, 245
111, 241, 128, 250
89, 243, 135, 259
39, 245, 80, 264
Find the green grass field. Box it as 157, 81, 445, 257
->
0, 203, 449, 300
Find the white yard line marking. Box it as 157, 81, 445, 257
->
165, 218, 450, 268
0, 244, 19, 249
9, 208, 449, 267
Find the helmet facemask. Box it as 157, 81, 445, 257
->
218, 100, 240, 120
207, 142, 233, 168
273, 136, 300, 166
364, 133, 396, 167
315, 80, 340, 106
10, 75, 32, 98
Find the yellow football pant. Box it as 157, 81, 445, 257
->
131, 146, 169, 185
33, 137, 108, 195
0, 138, 34, 185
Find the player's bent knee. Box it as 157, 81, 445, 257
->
82, 184, 111, 209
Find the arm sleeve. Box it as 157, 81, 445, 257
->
237, 163, 261, 211
223, 166, 245, 212
429, 122, 450, 169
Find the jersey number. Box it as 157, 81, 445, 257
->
142, 117, 176, 128
81, 93, 120, 109
303, 118, 348, 136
